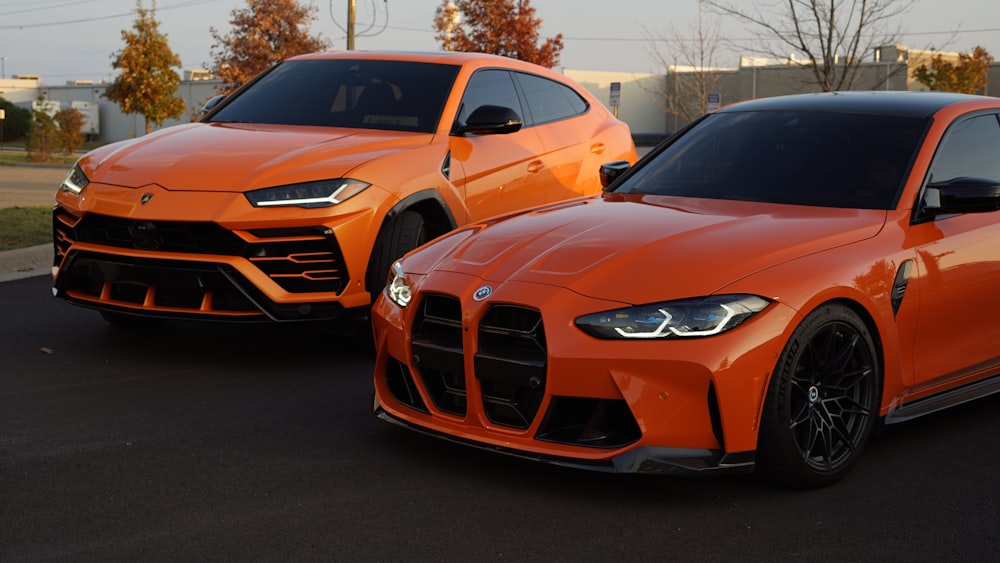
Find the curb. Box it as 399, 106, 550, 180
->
0, 244, 52, 283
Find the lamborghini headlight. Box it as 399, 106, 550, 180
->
575, 294, 769, 339
385, 261, 412, 308
60, 165, 90, 195
246, 178, 370, 208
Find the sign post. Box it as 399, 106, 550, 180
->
706, 92, 721, 112
609, 82, 621, 118
0, 108, 5, 152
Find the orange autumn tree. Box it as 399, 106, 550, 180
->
433, 0, 564, 68
104, 2, 185, 135
55, 107, 86, 156
913, 46, 994, 94
209, 0, 330, 95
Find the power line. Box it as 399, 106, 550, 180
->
372, 22, 1000, 47
572, 27, 1000, 44
329, 0, 390, 46
0, 0, 222, 29
0, 0, 95, 17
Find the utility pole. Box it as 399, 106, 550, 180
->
334, 0, 387, 50
347, 0, 356, 50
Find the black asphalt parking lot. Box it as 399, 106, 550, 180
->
2, 273, 999, 560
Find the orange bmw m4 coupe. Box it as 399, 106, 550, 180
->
372, 91, 1000, 488
52, 51, 635, 325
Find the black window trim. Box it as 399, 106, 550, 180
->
452, 67, 529, 133
453, 67, 591, 133
509, 70, 591, 127
911, 110, 1000, 225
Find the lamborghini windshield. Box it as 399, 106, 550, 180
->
208, 59, 461, 134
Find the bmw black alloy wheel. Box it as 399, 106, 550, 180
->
757, 304, 880, 488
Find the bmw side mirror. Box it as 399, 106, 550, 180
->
599, 160, 632, 189
923, 177, 1000, 216
200, 94, 227, 119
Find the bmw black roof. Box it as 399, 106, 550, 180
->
717, 90, 1000, 118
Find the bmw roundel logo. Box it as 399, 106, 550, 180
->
473, 286, 493, 301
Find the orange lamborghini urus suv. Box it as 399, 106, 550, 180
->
372, 91, 1000, 488
52, 51, 635, 325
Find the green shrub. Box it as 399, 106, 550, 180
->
0, 96, 32, 142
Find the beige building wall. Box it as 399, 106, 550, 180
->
660, 45, 999, 130
6, 46, 999, 146
564, 69, 668, 135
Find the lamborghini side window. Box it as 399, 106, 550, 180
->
513, 72, 589, 125
456, 70, 522, 127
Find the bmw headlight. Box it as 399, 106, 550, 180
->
246, 178, 370, 208
576, 295, 769, 339
60, 165, 90, 195
385, 261, 412, 308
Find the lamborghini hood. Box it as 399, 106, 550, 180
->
77, 122, 433, 191
408, 194, 888, 304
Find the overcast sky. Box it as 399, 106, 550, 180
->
1, 0, 998, 83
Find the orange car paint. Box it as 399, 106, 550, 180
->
52, 51, 636, 322
371, 92, 1000, 486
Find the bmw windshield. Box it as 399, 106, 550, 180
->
615, 110, 930, 209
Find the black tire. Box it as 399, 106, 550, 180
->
366, 210, 427, 297
755, 304, 880, 488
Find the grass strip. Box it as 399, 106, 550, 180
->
0, 206, 51, 251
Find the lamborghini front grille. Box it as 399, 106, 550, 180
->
53, 211, 349, 295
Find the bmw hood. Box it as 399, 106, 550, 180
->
413, 194, 888, 304
77, 122, 433, 191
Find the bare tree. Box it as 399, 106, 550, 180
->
645, 3, 727, 123
704, 0, 913, 92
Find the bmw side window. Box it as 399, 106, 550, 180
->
513, 72, 589, 125
927, 114, 1000, 184
456, 70, 522, 127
